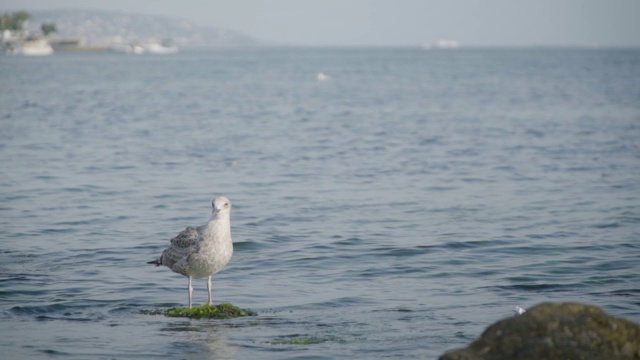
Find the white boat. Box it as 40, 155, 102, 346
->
9, 39, 54, 56
131, 44, 145, 54
145, 41, 178, 55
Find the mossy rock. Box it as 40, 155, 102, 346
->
164, 303, 256, 319
440, 302, 640, 360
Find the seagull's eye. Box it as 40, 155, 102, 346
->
224, 203, 229, 207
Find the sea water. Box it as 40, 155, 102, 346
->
1, 47, 639, 359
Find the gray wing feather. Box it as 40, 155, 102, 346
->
159, 226, 201, 270
169, 226, 200, 248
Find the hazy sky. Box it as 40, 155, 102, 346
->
3, 0, 640, 47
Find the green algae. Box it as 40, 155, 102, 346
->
139, 309, 165, 316
165, 303, 256, 319
142, 303, 255, 319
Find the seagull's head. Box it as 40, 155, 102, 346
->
211, 196, 231, 217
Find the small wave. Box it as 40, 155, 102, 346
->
592, 222, 620, 229
372, 246, 432, 258
296, 296, 371, 309
233, 240, 266, 251
363, 239, 514, 260
494, 283, 575, 292
39, 349, 73, 356
11, 303, 69, 316
525, 231, 579, 239
331, 237, 365, 246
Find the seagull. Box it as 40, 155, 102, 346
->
148, 196, 234, 308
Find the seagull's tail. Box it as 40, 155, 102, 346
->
147, 258, 162, 266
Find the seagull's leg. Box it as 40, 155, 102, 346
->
188, 276, 193, 309
207, 275, 213, 306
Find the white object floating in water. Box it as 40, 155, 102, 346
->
434, 39, 460, 49
148, 196, 233, 308
515, 306, 526, 315
145, 40, 178, 54
316, 72, 330, 81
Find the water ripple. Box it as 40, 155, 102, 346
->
1, 48, 639, 359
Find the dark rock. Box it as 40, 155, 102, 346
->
440, 302, 640, 360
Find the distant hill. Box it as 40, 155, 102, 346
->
23, 9, 260, 47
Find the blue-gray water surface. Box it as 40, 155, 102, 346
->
1, 48, 639, 359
